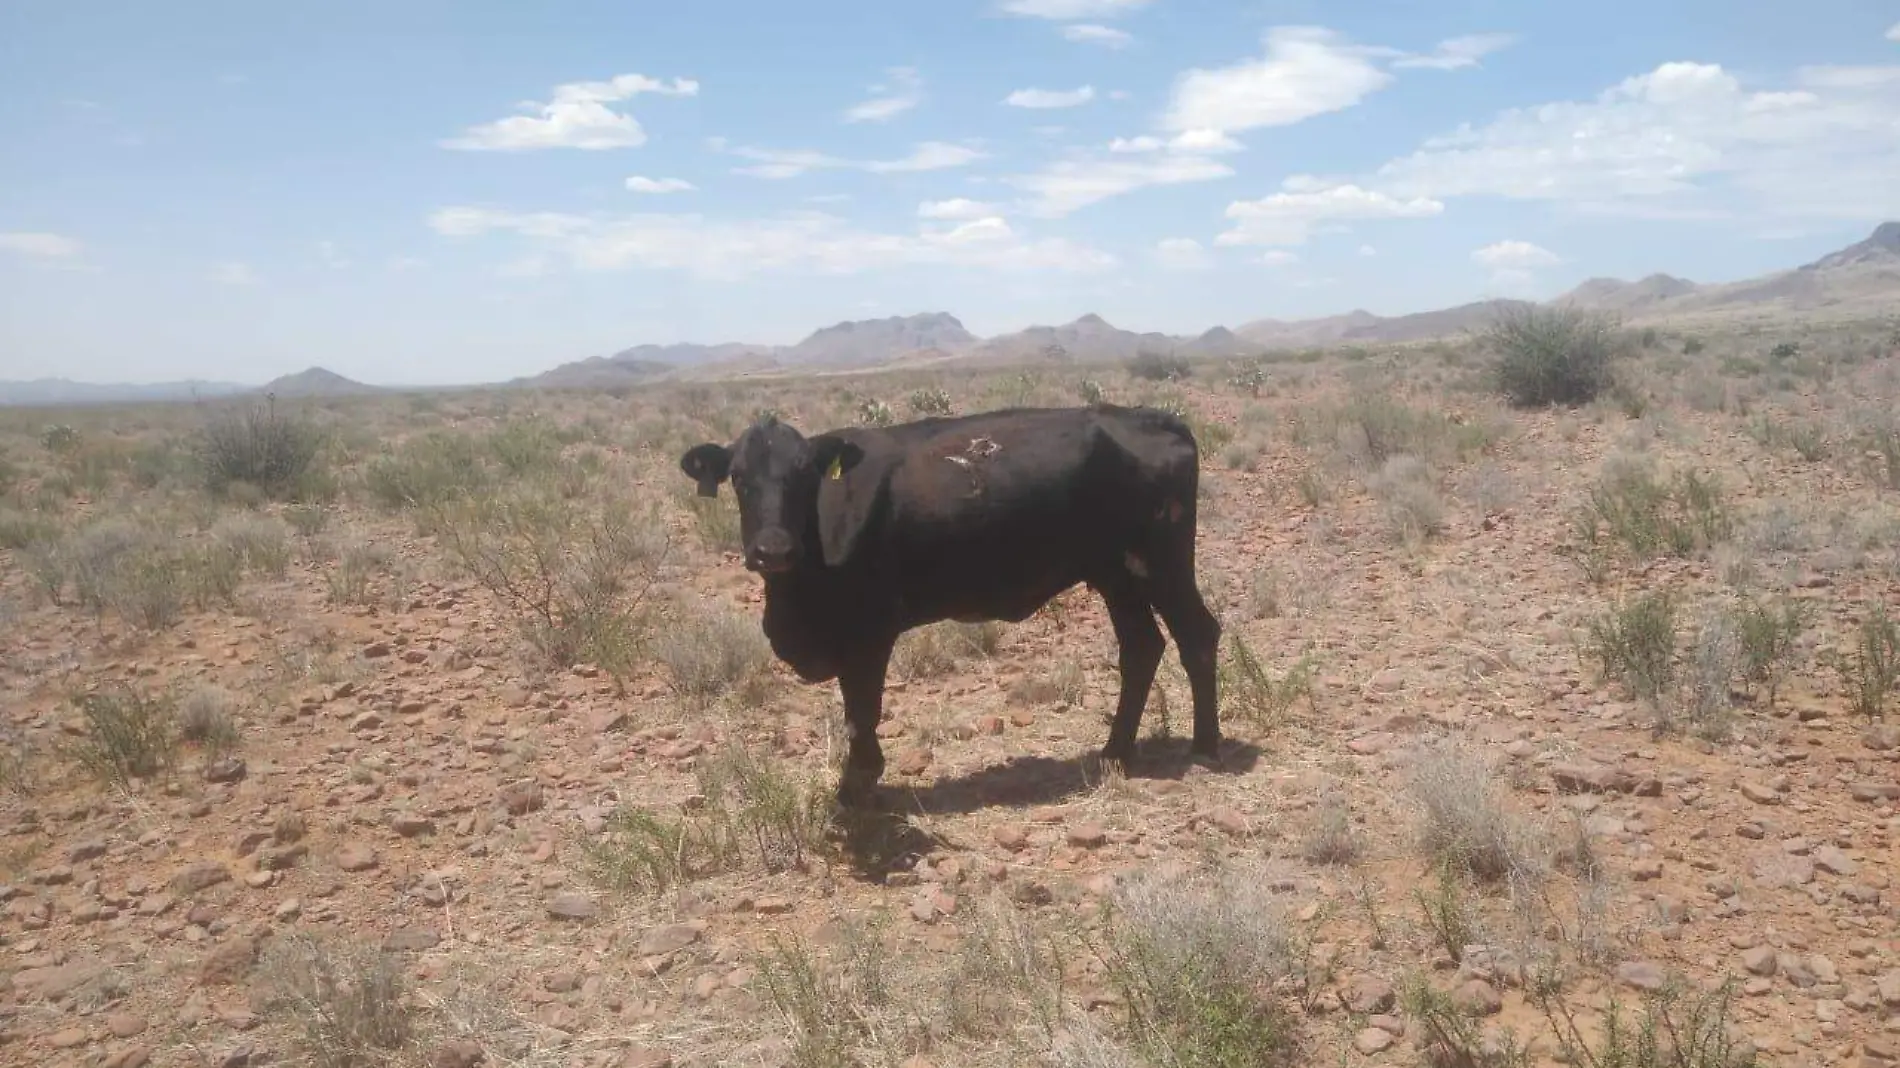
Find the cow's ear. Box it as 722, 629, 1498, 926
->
679, 443, 732, 498
811, 435, 876, 568
809, 434, 865, 483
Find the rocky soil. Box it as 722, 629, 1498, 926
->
3, 333, 1899, 1067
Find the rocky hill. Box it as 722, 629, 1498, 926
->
258, 367, 381, 398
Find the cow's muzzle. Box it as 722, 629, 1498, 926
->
745, 528, 796, 574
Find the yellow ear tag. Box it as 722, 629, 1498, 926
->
826, 455, 844, 480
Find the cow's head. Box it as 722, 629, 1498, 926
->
679, 416, 866, 574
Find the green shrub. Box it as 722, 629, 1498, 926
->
196, 401, 325, 500
1484, 304, 1625, 408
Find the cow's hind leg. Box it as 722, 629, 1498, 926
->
1150, 573, 1223, 761
1092, 578, 1166, 765
835, 637, 895, 808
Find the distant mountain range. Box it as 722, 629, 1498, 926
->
5, 222, 1896, 408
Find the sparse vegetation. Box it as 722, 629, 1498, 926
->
69, 684, 179, 786
1484, 303, 1626, 408
259, 930, 416, 1068
196, 399, 327, 501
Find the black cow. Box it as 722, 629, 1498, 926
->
678, 403, 1222, 807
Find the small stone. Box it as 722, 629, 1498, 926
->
336, 843, 378, 873
383, 928, 441, 952
198, 937, 259, 987
639, 923, 700, 956
1353, 1027, 1396, 1054
1339, 974, 1395, 1014
1203, 806, 1251, 837
104, 1046, 151, 1068
499, 781, 544, 815
203, 757, 247, 784
1741, 946, 1777, 976
47, 1026, 89, 1048
1616, 961, 1667, 991
391, 815, 437, 838
106, 1014, 147, 1038
1067, 822, 1108, 849
544, 971, 582, 994
68, 840, 109, 863
1738, 781, 1779, 805
1814, 846, 1860, 877
1453, 979, 1501, 1016
894, 750, 932, 776
429, 1039, 485, 1068
547, 893, 598, 921
620, 1048, 672, 1068
170, 862, 232, 895
993, 824, 1030, 851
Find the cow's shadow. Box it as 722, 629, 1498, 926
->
824, 738, 1263, 884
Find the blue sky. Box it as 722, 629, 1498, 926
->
2, 1, 1897, 386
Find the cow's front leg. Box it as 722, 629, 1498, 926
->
834, 637, 895, 808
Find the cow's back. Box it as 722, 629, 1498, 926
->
869, 406, 1198, 623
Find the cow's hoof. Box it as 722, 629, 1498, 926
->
1189, 740, 1225, 769
1096, 746, 1136, 773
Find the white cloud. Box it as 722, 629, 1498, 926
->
844, 66, 922, 123
1369, 59, 1900, 222
1393, 33, 1517, 71
442, 73, 698, 151
1010, 153, 1234, 217
1358, 244, 1377, 257
427, 206, 1116, 280
0, 232, 83, 258
1153, 237, 1212, 271
1063, 24, 1132, 48
1886, 21, 1899, 42
1471, 240, 1559, 268
1109, 129, 1243, 155
1005, 85, 1097, 109
316, 240, 349, 268
1257, 250, 1300, 266
1162, 26, 1395, 135
865, 141, 988, 173
1216, 181, 1444, 246
626, 176, 696, 194
210, 261, 258, 286
719, 139, 985, 179
998, 0, 1150, 18
919, 198, 998, 220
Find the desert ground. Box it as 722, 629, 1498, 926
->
2, 309, 1899, 1068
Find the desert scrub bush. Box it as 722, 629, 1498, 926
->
682, 487, 741, 552
178, 685, 243, 764
1586, 589, 1679, 707
1300, 791, 1361, 864
360, 432, 487, 513
857, 398, 894, 427
892, 620, 1003, 678
1290, 389, 1494, 471
908, 386, 953, 416
943, 894, 1070, 1044
1129, 351, 1191, 382
196, 400, 326, 501
1571, 458, 1733, 564
1405, 735, 1549, 887
1832, 603, 1899, 720
432, 487, 668, 679
579, 743, 832, 893
483, 415, 565, 476
1669, 607, 1743, 741
258, 930, 415, 1068
1368, 454, 1446, 542
1007, 658, 1086, 708
1400, 968, 1535, 1067
1532, 974, 1757, 1068
1219, 634, 1316, 727
0, 506, 60, 551
326, 540, 389, 606
68, 685, 178, 786
1096, 863, 1304, 1068
1483, 303, 1625, 408
212, 513, 292, 577
1733, 594, 1807, 708
652, 598, 771, 698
